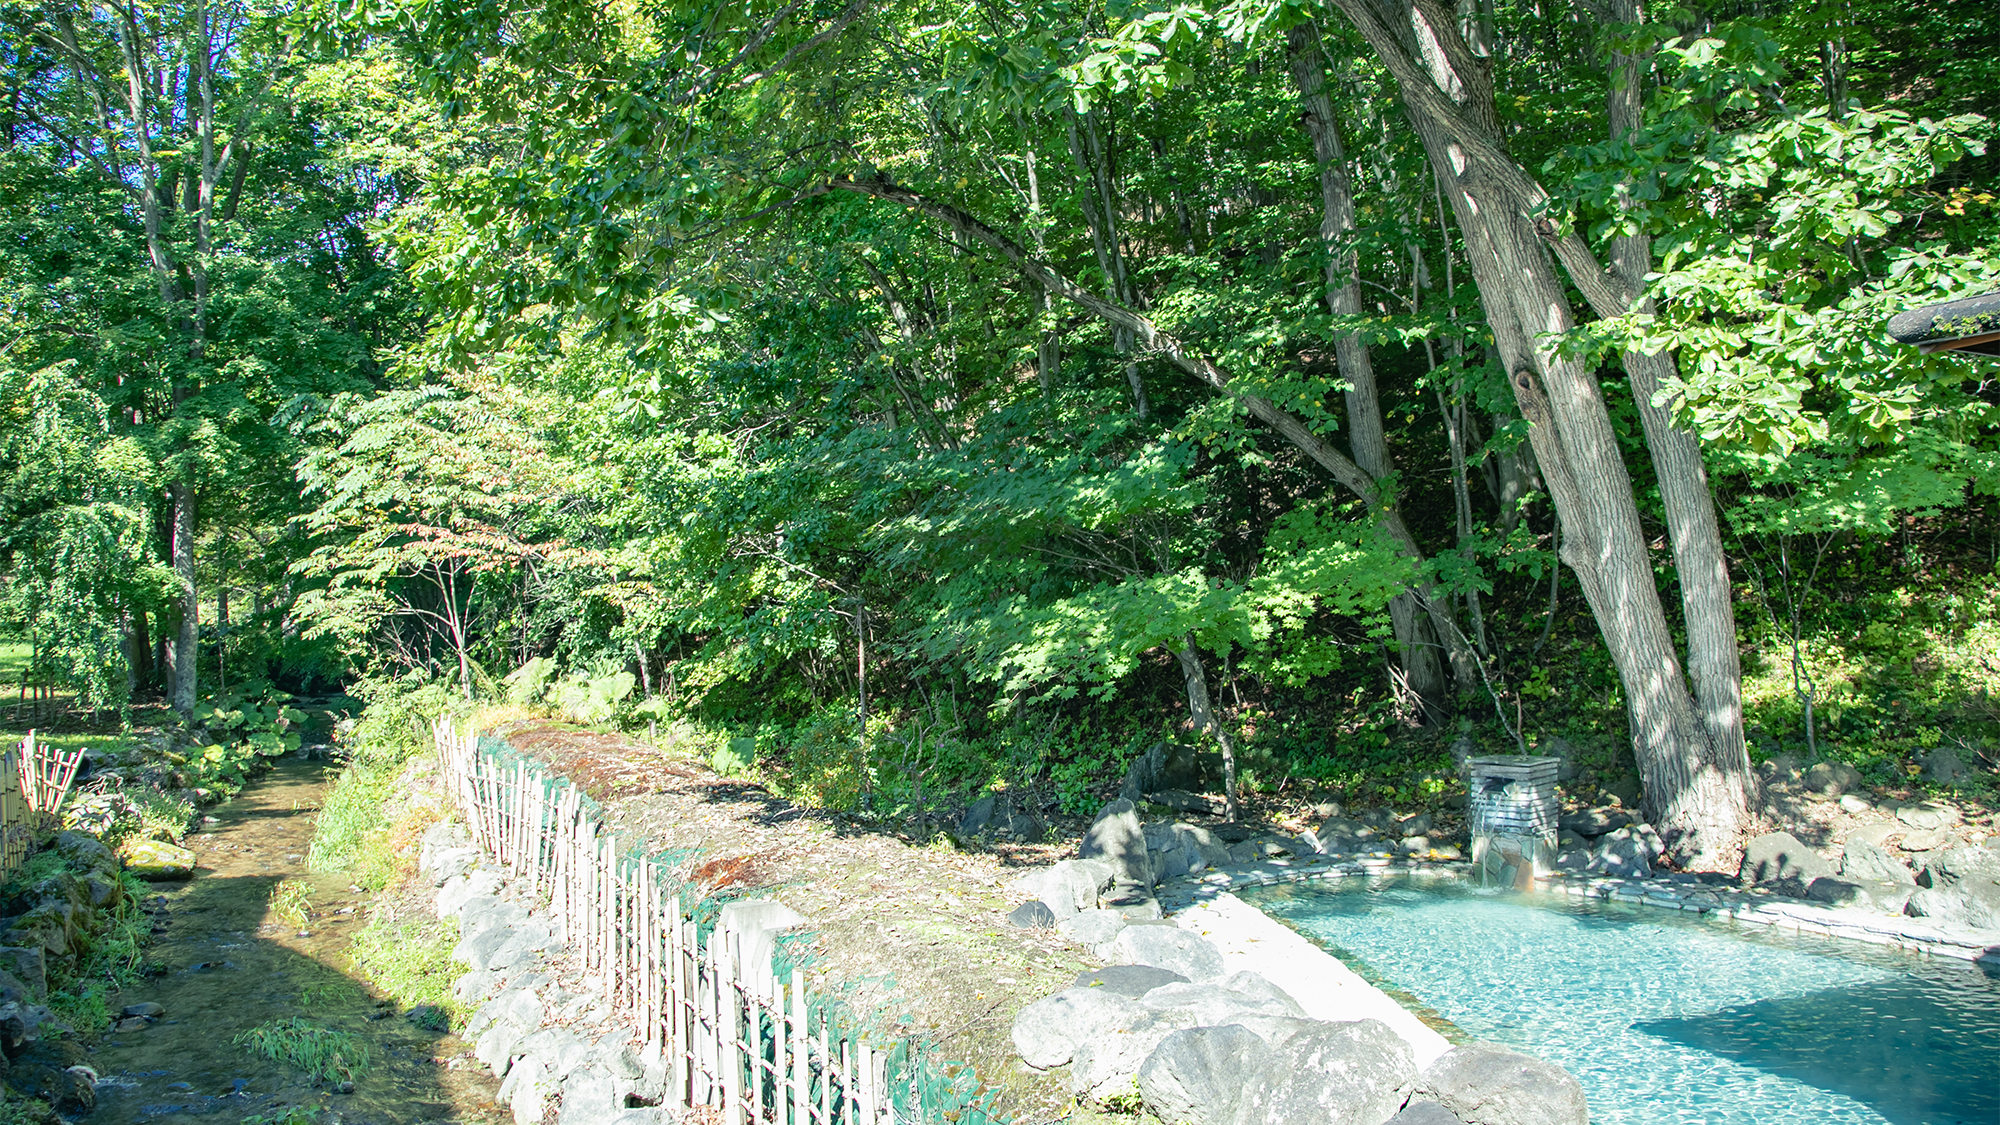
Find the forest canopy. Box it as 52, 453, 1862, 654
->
3, 0, 1996, 866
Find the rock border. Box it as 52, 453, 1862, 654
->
1157, 851, 2000, 967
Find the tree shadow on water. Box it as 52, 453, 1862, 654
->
1634, 971, 2000, 1125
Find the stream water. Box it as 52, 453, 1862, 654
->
85, 757, 503, 1124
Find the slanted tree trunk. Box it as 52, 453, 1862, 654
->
170, 481, 198, 713
1176, 636, 1240, 821
1321, 0, 1748, 865
1287, 21, 1463, 721
1605, 0, 1750, 852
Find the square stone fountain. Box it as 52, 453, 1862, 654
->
1466, 755, 1561, 889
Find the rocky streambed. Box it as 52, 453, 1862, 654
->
16, 757, 503, 1124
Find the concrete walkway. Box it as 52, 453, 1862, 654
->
1172, 891, 1453, 1067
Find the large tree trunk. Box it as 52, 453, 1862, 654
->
1606, 0, 1751, 850
1286, 22, 1460, 721
1067, 109, 1149, 420
1322, 0, 1748, 865
169, 480, 198, 714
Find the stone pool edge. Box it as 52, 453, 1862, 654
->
1157, 852, 2000, 968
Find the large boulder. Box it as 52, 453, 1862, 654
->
1415, 1043, 1588, 1125
1230, 1018, 1416, 1125
1072, 965, 1189, 998
1137, 1023, 1266, 1125
1071, 1012, 1190, 1103
1389, 1102, 1469, 1125
117, 838, 195, 881
1081, 799, 1154, 887
1738, 832, 1835, 890
1011, 987, 1147, 1070
0, 947, 47, 1003
1841, 838, 1913, 885
1008, 901, 1057, 929
1140, 980, 1301, 1027
1012, 859, 1114, 919
1108, 925, 1225, 982
1905, 844, 2000, 930
1917, 746, 1968, 784
1058, 909, 1129, 950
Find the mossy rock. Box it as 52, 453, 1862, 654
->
117, 839, 196, 881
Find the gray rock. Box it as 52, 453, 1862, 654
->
1901, 827, 1950, 852
1416, 1043, 1587, 1125
1213, 971, 1306, 1016
558, 1066, 621, 1125
1803, 761, 1863, 797
1231, 1018, 1416, 1125
1389, 1102, 1468, 1125
1543, 737, 1579, 782
1011, 987, 1147, 1069
454, 923, 519, 970
1228, 1014, 1330, 1048
506, 1057, 558, 1125
1398, 812, 1435, 837
1058, 909, 1129, 947
1071, 1011, 1188, 1103
1016, 858, 1115, 916
1739, 832, 1835, 888
1081, 799, 1154, 887
1137, 1023, 1265, 1125
960, 794, 997, 835
1109, 925, 1225, 982
1558, 807, 1631, 837
461, 896, 531, 938
1150, 789, 1215, 814
1896, 802, 1960, 831
120, 1001, 165, 1018
438, 868, 506, 917
1587, 827, 1657, 879
1073, 965, 1189, 998
1905, 886, 2000, 930
1917, 746, 1967, 784
0, 948, 47, 1003
1101, 885, 1163, 920
1839, 794, 1873, 814
456, 969, 499, 1004
1906, 845, 2000, 929
604, 1112, 671, 1125
1008, 900, 1057, 929
476, 1023, 527, 1075
1757, 753, 1803, 782
1841, 838, 1913, 885
1140, 979, 1303, 1028
427, 846, 479, 887
1805, 877, 1915, 915
1002, 812, 1047, 841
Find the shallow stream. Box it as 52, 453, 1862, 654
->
85, 757, 502, 1124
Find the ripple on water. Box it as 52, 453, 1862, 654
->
1247, 878, 2000, 1125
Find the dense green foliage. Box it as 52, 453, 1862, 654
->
4, 0, 1996, 829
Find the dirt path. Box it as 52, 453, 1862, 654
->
86, 758, 503, 1124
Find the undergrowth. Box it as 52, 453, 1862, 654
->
310, 673, 459, 888
349, 912, 462, 1031
234, 1018, 370, 1084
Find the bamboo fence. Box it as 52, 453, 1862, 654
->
433, 718, 907, 1125
0, 731, 84, 876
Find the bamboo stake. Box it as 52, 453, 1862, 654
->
790, 970, 807, 1125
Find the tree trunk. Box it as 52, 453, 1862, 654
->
1067, 109, 1148, 420
1606, 0, 1750, 855
1176, 636, 1239, 821
1322, 0, 1747, 865
169, 479, 197, 714
1287, 21, 1462, 720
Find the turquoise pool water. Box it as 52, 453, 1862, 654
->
1247, 877, 2000, 1125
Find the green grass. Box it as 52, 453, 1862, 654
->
349, 912, 463, 1031
233, 1018, 371, 1084
0, 641, 28, 687
270, 879, 314, 926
